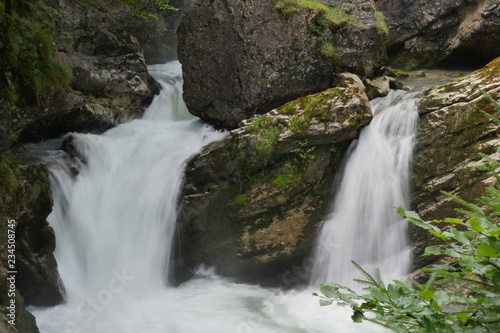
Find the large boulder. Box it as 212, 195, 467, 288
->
411, 57, 500, 268
178, 0, 388, 128
378, 0, 500, 69
175, 73, 372, 285
0, 160, 63, 331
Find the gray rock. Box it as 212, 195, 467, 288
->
379, 0, 500, 69
176, 73, 372, 285
178, 0, 387, 128
411, 57, 500, 269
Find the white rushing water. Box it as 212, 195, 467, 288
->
309, 90, 419, 288
31, 61, 389, 333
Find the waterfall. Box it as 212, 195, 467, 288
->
29, 61, 420, 333
309, 90, 419, 287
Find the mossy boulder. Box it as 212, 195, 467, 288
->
178, 0, 387, 128
411, 57, 500, 269
176, 73, 372, 285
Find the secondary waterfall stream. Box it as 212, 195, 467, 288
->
28, 61, 427, 333
309, 90, 418, 288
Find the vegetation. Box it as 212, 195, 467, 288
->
275, 0, 359, 28
373, 9, 389, 37
0, 0, 71, 105
320, 41, 340, 61
119, 0, 176, 18
315, 125, 500, 332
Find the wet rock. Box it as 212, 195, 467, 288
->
178, 0, 387, 128
364, 76, 405, 99
0, 160, 63, 330
411, 57, 500, 268
176, 73, 372, 285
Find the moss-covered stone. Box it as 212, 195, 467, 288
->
176, 74, 372, 285
411, 57, 500, 269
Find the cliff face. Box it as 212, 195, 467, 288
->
411, 57, 500, 268
378, 0, 500, 69
178, 0, 388, 128
0, 160, 62, 332
0, 0, 163, 151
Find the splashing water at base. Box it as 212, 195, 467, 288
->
309, 90, 419, 288
30, 61, 391, 333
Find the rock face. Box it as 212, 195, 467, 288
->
0, 0, 161, 149
178, 0, 388, 128
0, 161, 63, 331
176, 73, 372, 285
378, 0, 500, 69
411, 57, 500, 268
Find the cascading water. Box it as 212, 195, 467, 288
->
309, 90, 419, 288
30, 60, 388, 333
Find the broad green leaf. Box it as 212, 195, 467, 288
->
395, 206, 406, 217
351, 310, 365, 323
370, 288, 389, 303
457, 313, 468, 322
418, 289, 434, 300
319, 299, 333, 306
468, 218, 484, 232
424, 246, 442, 256
450, 228, 470, 245
320, 282, 339, 298
445, 218, 462, 224
429, 230, 448, 239
477, 244, 499, 257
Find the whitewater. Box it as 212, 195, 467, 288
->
29, 60, 422, 333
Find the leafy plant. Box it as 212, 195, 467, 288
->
0, 0, 71, 105
315, 148, 500, 332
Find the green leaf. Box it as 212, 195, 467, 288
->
418, 289, 434, 300
456, 313, 468, 322
319, 299, 333, 306
445, 218, 462, 224
429, 230, 448, 239
320, 282, 339, 298
395, 206, 406, 217
351, 310, 365, 323
468, 218, 484, 232
424, 246, 442, 256
477, 244, 499, 257
450, 228, 470, 245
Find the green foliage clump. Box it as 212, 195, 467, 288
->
0, 0, 71, 105
119, 0, 176, 18
315, 147, 500, 332
275, 0, 359, 28
320, 42, 340, 60
0, 156, 19, 206
246, 115, 283, 157
373, 9, 389, 37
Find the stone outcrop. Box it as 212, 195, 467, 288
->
411, 57, 500, 268
378, 0, 500, 69
0, 0, 163, 150
176, 73, 372, 285
178, 0, 388, 128
0, 160, 62, 331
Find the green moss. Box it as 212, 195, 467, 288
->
246, 115, 282, 157
0, 156, 20, 206
0, 0, 71, 106
290, 115, 310, 133
320, 41, 340, 60
275, 0, 360, 29
373, 9, 388, 37
234, 193, 249, 205
277, 88, 341, 125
